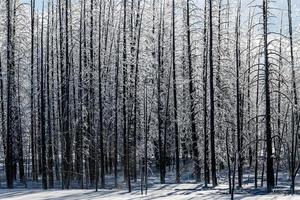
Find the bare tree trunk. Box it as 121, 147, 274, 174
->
235, 0, 242, 188
69, 0, 76, 185
144, 82, 151, 195
171, 0, 180, 184
0, 55, 5, 167
225, 128, 231, 194
185, 0, 200, 183
5, 0, 15, 189
50, 1, 57, 184
254, 48, 261, 189
75, 0, 84, 188
246, 10, 254, 169
209, 0, 217, 186
40, 2, 48, 189
61, 0, 71, 188
288, 0, 298, 193
97, 0, 105, 189
275, 13, 283, 186
114, 20, 121, 188
82, 0, 89, 188
46, 0, 54, 188
16, 61, 25, 184
202, 0, 209, 187
122, 0, 131, 192
11, 0, 24, 184
133, 0, 143, 183
157, 0, 165, 184
30, 0, 37, 182
263, 0, 275, 192
54, 2, 61, 183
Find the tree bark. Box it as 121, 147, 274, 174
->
263, 0, 275, 192
209, 0, 217, 186
40, 2, 48, 189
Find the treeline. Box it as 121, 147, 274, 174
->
0, 0, 299, 197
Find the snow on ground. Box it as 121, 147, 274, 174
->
1, 184, 300, 200
1, 169, 300, 199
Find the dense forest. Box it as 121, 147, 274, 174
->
0, 0, 300, 198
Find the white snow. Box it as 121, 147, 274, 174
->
1, 183, 300, 200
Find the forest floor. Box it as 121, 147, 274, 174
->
1, 169, 300, 199
0, 183, 300, 200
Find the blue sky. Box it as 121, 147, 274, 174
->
22, 0, 300, 30
24, 0, 300, 10
22, 0, 43, 10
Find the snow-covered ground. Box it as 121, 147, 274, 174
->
1, 169, 300, 199
0, 183, 300, 200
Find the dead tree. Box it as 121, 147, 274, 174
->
209, 0, 217, 186
263, 0, 275, 192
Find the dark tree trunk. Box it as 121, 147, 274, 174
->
75, 0, 84, 188
275, 14, 283, 186
288, 0, 298, 193
226, 128, 232, 194
30, 0, 37, 182
254, 48, 261, 189
209, 0, 217, 186
263, 0, 275, 192
235, 1, 243, 188
46, 0, 54, 188
61, 0, 71, 188
202, 0, 209, 187
122, 0, 131, 192
88, 0, 96, 187
157, 0, 165, 184
97, 0, 105, 189
114, 21, 121, 188
54, 2, 61, 182
11, 0, 25, 184
0, 55, 5, 163
40, 2, 48, 189
17, 60, 25, 184
171, 0, 180, 184
5, 0, 14, 189
133, 0, 142, 183
186, 0, 200, 183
